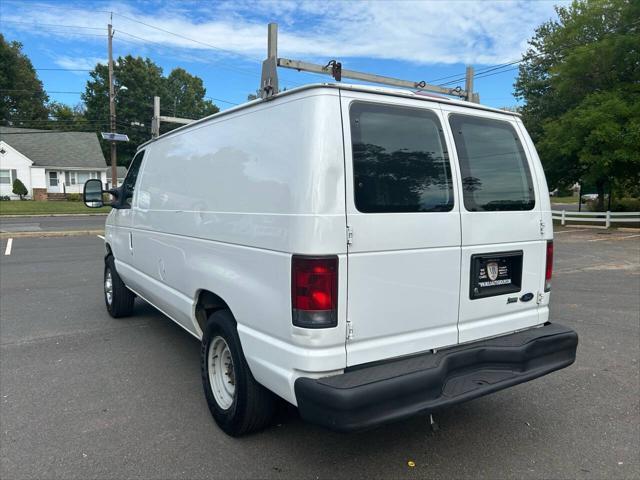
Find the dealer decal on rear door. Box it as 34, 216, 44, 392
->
479, 262, 511, 287
470, 251, 524, 300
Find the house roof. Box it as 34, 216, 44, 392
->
0, 127, 107, 169
106, 166, 128, 179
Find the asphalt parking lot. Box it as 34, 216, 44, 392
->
1, 228, 639, 479
0, 215, 107, 234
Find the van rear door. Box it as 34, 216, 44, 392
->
340, 92, 462, 367
441, 105, 545, 343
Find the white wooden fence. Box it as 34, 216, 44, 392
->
552, 210, 640, 228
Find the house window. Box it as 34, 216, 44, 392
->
0, 169, 10, 185
65, 172, 79, 185
49, 171, 59, 187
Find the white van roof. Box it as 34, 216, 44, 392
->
138, 82, 520, 150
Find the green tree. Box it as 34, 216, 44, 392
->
83, 56, 165, 165
165, 68, 218, 119
0, 34, 49, 127
515, 0, 640, 209
45, 102, 91, 131
83, 56, 218, 167
12, 178, 28, 200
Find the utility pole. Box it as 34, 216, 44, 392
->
152, 96, 160, 138
465, 66, 474, 103
108, 21, 117, 188
151, 96, 194, 138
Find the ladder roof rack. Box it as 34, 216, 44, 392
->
260, 23, 479, 103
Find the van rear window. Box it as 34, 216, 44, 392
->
350, 102, 454, 213
449, 115, 535, 211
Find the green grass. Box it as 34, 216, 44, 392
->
550, 195, 579, 204
0, 201, 111, 216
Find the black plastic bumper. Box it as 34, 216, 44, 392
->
295, 323, 578, 432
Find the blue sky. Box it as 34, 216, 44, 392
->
1, 0, 567, 112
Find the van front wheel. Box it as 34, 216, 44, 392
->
201, 310, 276, 436
104, 255, 135, 318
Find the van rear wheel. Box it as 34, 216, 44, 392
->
104, 255, 135, 318
201, 310, 276, 436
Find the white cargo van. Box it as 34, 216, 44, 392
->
84, 83, 578, 436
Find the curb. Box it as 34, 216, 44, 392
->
0, 229, 104, 239
0, 213, 109, 218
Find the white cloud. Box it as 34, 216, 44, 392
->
54, 56, 106, 72
2, 0, 566, 66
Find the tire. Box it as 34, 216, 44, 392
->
201, 309, 277, 436
104, 255, 135, 318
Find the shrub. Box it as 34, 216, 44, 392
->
586, 196, 640, 212
611, 197, 640, 212
66, 193, 82, 202
12, 178, 28, 200
0, 195, 10, 201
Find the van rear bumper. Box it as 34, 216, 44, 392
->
294, 323, 578, 432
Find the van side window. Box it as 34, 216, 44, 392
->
350, 102, 454, 213
449, 115, 535, 211
121, 150, 145, 208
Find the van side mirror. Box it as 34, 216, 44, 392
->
83, 179, 105, 208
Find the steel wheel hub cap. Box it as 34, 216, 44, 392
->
105, 269, 113, 306
208, 336, 236, 409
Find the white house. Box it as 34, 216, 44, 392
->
0, 127, 107, 200
106, 166, 128, 190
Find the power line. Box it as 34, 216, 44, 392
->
116, 29, 260, 80
206, 96, 239, 106
1, 19, 105, 30
0, 89, 83, 95
112, 18, 308, 89
2, 20, 107, 38
6, 12, 304, 92
35, 68, 93, 72
438, 64, 521, 87
1, 88, 240, 110
6, 119, 108, 124
436, 19, 640, 88
428, 59, 521, 84
112, 13, 263, 64
473, 66, 520, 81
1, 129, 108, 134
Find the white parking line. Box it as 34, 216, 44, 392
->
555, 229, 588, 234
588, 234, 640, 243
97, 235, 105, 240
4, 238, 13, 256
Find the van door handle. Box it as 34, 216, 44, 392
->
129, 231, 133, 253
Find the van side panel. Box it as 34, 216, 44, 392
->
131, 91, 347, 404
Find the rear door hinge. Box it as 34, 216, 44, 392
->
539, 220, 545, 236
536, 292, 544, 304
346, 319, 354, 340
346, 225, 353, 245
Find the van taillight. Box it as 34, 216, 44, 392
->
545, 240, 553, 292
292, 256, 338, 328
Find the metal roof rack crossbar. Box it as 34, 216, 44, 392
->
260, 23, 480, 103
